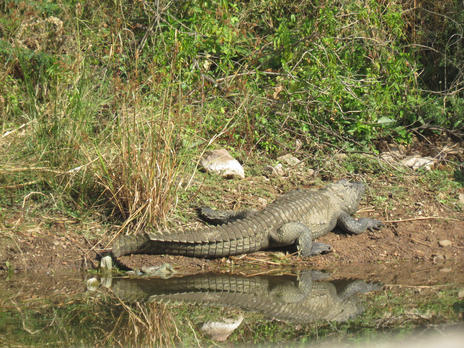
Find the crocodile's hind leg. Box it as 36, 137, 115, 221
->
198, 207, 256, 225
337, 212, 383, 235
271, 222, 332, 257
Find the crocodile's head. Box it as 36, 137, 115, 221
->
329, 180, 366, 214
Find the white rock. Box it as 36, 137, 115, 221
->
458, 289, 464, 299
86, 278, 99, 291
100, 276, 113, 288
400, 156, 435, 171
265, 163, 285, 177
100, 255, 112, 272
277, 154, 301, 166
201, 316, 243, 341
200, 149, 245, 179
438, 239, 452, 247
459, 193, 464, 205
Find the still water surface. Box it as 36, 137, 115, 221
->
1, 264, 463, 346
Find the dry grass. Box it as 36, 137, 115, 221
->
108, 299, 180, 347
95, 90, 184, 238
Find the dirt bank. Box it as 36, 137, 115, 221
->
1, 170, 463, 281
0, 146, 464, 276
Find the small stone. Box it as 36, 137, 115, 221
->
201, 316, 243, 342
86, 277, 99, 291
277, 154, 301, 166
400, 156, 435, 171
200, 149, 245, 179
431, 254, 445, 263
257, 197, 267, 206
265, 163, 285, 177
458, 289, 464, 299
439, 267, 452, 273
459, 193, 464, 204
438, 240, 452, 247
100, 255, 112, 272
100, 276, 112, 288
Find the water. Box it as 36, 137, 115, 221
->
1, 264, 463, 347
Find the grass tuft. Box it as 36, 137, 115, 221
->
95, 95, 183, 235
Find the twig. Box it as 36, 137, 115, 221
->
1, 120, 33, 138
385, 216, 461, 223
0, 180, 40, 189
241, 256, 283, 266
239, 269, 294, 277
0, 166, 67, 175
22, 191, 47, 209
186, 319, 201, 348
410, 238, 432, 248
384, 284, 451, 289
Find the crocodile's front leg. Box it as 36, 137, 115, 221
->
337, 212, 383, 235
271, 222, 331, 257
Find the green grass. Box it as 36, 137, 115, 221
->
1, 0, 463, 240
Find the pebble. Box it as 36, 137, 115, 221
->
100, 255, 113, 272
200, 149, 245, 179
458, 289, 464, 299
201, 316, 243, 342
277, 154, 301, 166
265, 163, 285, 177
438, 240, 452, 247
86, 278, 99, 291
431, 253, 445, 263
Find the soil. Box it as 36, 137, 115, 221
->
1, 145, 463, 286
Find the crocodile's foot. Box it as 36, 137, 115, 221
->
363, 218, 383, 231
309, 242, 332, 256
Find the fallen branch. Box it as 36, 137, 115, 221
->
384, 284, 452, 289
385, 216, 461, 223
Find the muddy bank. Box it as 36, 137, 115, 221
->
1, 170, 463, 277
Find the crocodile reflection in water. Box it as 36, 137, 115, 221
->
108, 271, 380, 323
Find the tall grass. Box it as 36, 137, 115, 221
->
0, 0, 186, 235
95, 92, 183, 235
1, 0, 462, 233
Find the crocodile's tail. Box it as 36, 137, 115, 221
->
112, 234, 150, 257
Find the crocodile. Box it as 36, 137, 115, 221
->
107, 271, 381, 323
112, 180, 383, 258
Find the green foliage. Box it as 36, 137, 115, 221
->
0, 0, 463, 223
120, 0, 426, 148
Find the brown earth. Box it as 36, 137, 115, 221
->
1, 150, 463, 286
